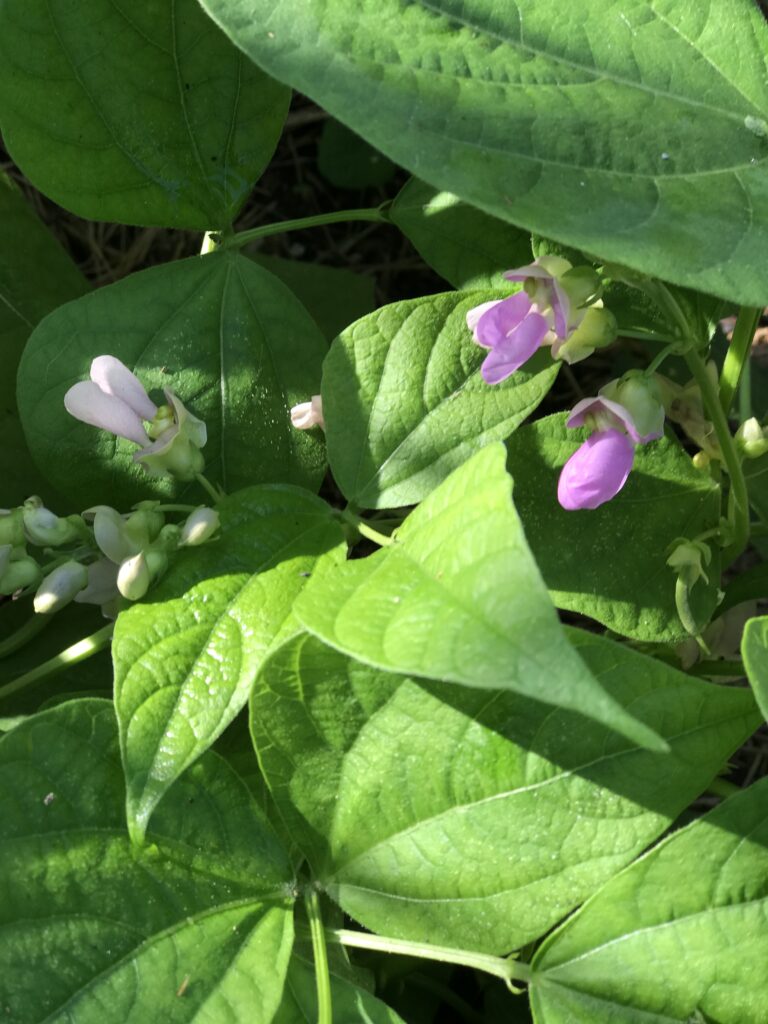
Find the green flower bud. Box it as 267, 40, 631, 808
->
553, 304, 617, 365
0, 508, 25, 548
601, 371, 665, 443
558, 265, 602, 309
0, 556, 42, 595
666, 538, 711, 589
34, 561, 89, 614
735, 417, 768, 459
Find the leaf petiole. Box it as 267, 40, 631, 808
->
220, 206, 390, 250
305, 889, 333, 1024
0, 623, 114, 701
719, 305, 761, 416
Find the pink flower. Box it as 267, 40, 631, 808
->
290, 395, 324, 430
466, 292, 549, 384
557, 429, 635, 510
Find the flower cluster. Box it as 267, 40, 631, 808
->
466, 258, 667, 510
466, 256, 616, 385
0, 497, 220, 618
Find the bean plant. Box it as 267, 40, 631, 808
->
1, 1, 767, 1022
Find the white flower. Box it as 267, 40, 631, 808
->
34, 561, 88, 615
180, 508, 220, 546
290, 395, 324, 430
64, 356, 207, 480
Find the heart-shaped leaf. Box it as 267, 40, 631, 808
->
530, 779, 768, 1023
197, 0, 768, 306
296, 445, 665, 749
251, 630, 758, 953
17, 252, 328, 506
0, 699, 295, 1023
323, 292, 558, 508
0, 0, 289, 228
114, 484, 345, 842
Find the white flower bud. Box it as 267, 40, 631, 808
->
180, 508, 220, 546
23, 500, 80, 547
117, 552, 151, 601
0, 556, 42, 596
34, 561, 89, 614
736, 417, 768, 459
290, 395, 324, 430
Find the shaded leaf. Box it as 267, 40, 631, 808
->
506, 414, 721, 642
17, 252, 327, 506
197, 0, 768, 306
0, 0, 289, 228
742, 614, 768, 722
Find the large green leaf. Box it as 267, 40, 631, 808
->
249, 253, 376, 342
0, 699, 295, 1023
297, 446, 664, 749
17, 251, 327, 507
251, 630, 758, 953
390, 179, 533, 290
197, 0, 768, 307
114, 484, 345, 842
0, 0, 289, 229
506, 414, 721, 642
743, 615, 768, 723
0, 173, 88, 505
530, 779, 768, 1023
323, 292, 558, 508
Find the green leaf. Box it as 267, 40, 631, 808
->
318, 119, 397, 190
249, 253, 375, 341
274, 953, 406, 1023
390, 179, 533, 290
114, 484, 345, 842
297, 445, 664, 749
323, 292, 559, 508
0, 0, 289, 229
0, 699, 295, 1023
742, 615, 768, 722
530, 779, 768, 1023
17, 251, 328, 507
506, 414, 721, 642
0, 173, 88, 505
251, 630, 758, 953
197, 0, 768, 307
745, 451, 768, 523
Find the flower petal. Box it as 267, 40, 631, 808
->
566, 395, 640, 439
473, 291, 532, 350
74, 558, 120, 608
466, 300, 502, 341
64, 381, 151, 446
291, 395, 324, 430
480, 310, 549, 384
557, 429, 635, 510
90, 356, 157, 420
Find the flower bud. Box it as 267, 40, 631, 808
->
93, 507, 139, 564
552, 305, 617, 365
23, 498, 81, 547
135, 391, 207, 481
600, 372, 665, 443
117, 552, 152, 601
0, 556, 42, 595
124, 507, 165, 550
180, 508, 220, 546
666, 539, 711, 589
558, 265, 602, 309
0, 508, 25, 548
735, 417, 768, 459
290, 396, 324, 431
34, 560, 89, 614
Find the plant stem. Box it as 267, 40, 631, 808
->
195, 474, 225, 504
305, 890, 333, 1024
339, 509, 395, 547
689, 659, 745, 678
329, 928, 531, 988
645, 342, 680, 376
0, 613, 52, 659
707, 777, 741, 798
0, 623, 114, 701
719, 306, 760, 416
221, 206, 389, 250
683, 347, 750, 565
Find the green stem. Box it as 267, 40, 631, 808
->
339, 509, 395, 547
683, 347, 750, 565
222, 206, 389, 250
751, 522, 768, 537
689, 659, 745, 678
645, 342, 680, 376
195, 474, 225, 504
329, 928, 531, 988
0, 613, 52, 659
0, 623, 114, 701
305, 890, 333, 1024
719, 306, 760, 416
